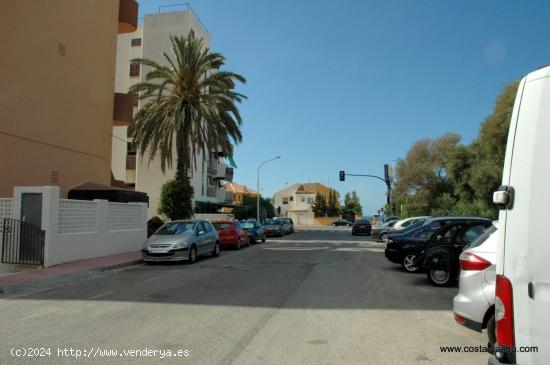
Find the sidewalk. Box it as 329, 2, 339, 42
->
0, 251, 142, 292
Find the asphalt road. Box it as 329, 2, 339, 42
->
0, 227, 488, 365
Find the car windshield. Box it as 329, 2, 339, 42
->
155, 222, 195, 235
265, 220, 281, 225
213, 223, 234, 229
241, 222, 256, 229
467, 225, 497, 249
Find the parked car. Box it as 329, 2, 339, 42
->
391, 216, 430, 232
384, 216, 400, 224
212, 220, 250, 250
142, 220, 220, 263
332, 219, 353, 226
384, 216, 491, 273
371, 220, 397, 242
415, 220, 492, 286
352, 219, 372, 235
453, 223, 498, 351
264, 219, 285, 237
240, 219, 266, 244
276, 217, 294, 233
489, 65, 550, 365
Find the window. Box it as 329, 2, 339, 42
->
131, 38, 142, 47
301, 197, 305, 202
307, 197, 313, 204
283, 197, 289, 204
129, 63, 140, 77
289, 196, 294, 201
204, 222, 212, 233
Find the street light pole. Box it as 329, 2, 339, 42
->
257, 156, 281, 222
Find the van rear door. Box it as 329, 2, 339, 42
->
497, 66, 550, 364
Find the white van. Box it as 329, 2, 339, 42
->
490, 65, 550, 364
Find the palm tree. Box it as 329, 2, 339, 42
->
128, 33, 246, 218
129, 32, 246, 177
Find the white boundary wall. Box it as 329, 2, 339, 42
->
12, 186, 147, 267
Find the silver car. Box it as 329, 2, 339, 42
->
142, 220, 220, 263
453, 222, 498, 348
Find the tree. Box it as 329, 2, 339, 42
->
232, 194, 275, 221
343, 191, 363, 217
130, 33, 246, 214
311, 193, 328, 217
157, 171, 194, 220
326, 189, 341, 217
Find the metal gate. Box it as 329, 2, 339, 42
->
1, 218, 45, 266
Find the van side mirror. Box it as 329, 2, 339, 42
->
493, 185, 514, 210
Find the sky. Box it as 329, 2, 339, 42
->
137, 0, 550, 215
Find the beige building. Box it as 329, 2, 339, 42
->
0, 0, 138, 198
112, 10, 234, 217
223, 183, 258, 206
273, 183, 339, 225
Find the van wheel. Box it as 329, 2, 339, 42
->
487, 314, 496, 352
428, 269, 452, 286
402, 253, 420, 273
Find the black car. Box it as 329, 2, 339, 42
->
384, 216, 492, 273
332, 219, 353, 226
352, 219, 372, 235
416, 221, 492, 286
240, 219, 266, 243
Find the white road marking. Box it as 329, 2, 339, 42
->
262, 247, 329, 251
88, 290, 115, 299
144, 276, 160, 282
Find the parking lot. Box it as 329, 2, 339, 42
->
0, 227, 487, 364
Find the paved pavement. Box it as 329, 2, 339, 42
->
0, 227, 488, 364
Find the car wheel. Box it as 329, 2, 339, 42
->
487, 314, 496, 352
380, 233, 388, 243
188, 246, 197, 264
402, 253, 420, 273
247, 238, 251, 247
261, 237, 266, 243
428, 268, 452, 286
235, 239, 241, 250
212, 242, 220, 257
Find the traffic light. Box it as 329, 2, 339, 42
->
339, 170, 345, 181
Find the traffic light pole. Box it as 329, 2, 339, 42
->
342, 173, 395, 216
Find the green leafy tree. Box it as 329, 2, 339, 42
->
311, 192, 328, 217
326, 189, 341, 217
233, 195, 275, 221
343, 191, 363, 217
130, 33, 246, 213
157, 171, 194, 220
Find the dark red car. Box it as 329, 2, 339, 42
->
212, 221, 250, 250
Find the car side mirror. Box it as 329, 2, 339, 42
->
493, 185, 514, 210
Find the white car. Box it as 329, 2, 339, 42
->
453, 222, 498, 349
490, 65, 550, 365
391, 216, 430, 231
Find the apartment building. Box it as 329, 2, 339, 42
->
112, 10, 235, 217
273, 183, 339, 225
0, 0, 138, 198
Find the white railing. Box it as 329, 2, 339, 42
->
59, 199, 98, 234
0, 198, 13, 233
108, 202, 145, 231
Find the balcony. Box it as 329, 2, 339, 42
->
224, 191, 234, 204
206, 186, 217, 198
118, 0, 138, 34
213, 164, 234, 182
113, 93, 134, 126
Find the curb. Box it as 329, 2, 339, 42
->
0, 258, 143, 294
